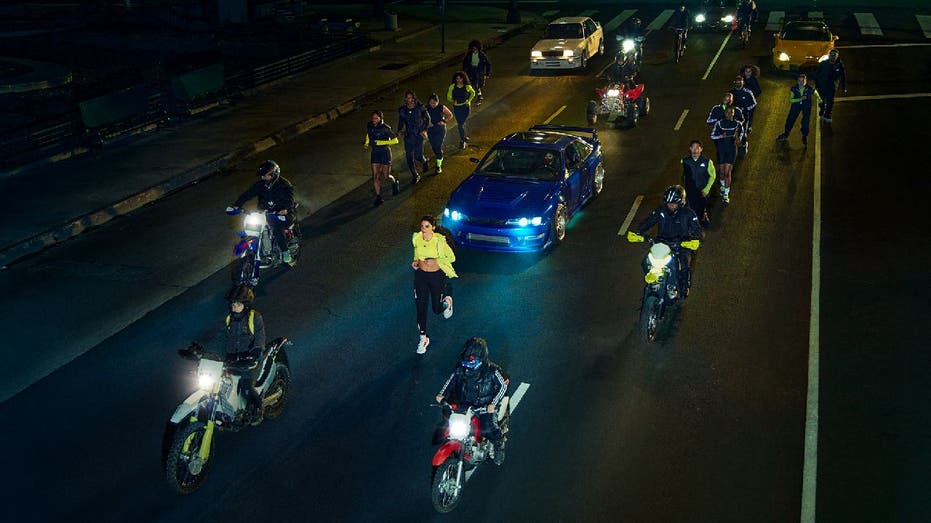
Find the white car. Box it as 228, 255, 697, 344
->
531, 17, 605, 71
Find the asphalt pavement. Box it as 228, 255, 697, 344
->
1, 3, 929, 522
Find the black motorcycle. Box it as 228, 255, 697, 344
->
627, 233, 700, 342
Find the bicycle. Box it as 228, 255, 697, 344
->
673, 29, 687, 63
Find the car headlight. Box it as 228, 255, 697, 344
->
778, 52, 790, 62
818, 54, 830, 62
695, 14, 706, 23
606, 88, 621, 97
722, 14, 734, 23
506, 216, 543, 226
621, 39, 635, 53
448, 413, 471, 440
449, 210, 464, 221
531, 50, 542, 58
562, 49, 574, 57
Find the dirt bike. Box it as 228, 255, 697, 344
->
226, 206, 300, 287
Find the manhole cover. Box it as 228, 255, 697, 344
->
378, 63, 408, 70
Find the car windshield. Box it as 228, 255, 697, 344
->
545, 23, 583, 39
477, 147, 564, 181
782, 24, 831, 41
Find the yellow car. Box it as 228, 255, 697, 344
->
772, 20, 838, 71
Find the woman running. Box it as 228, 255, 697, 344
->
363, 110, 400, 206
412, 215, 458, 354
425, 93, 453, 174
447, 71, 476, 150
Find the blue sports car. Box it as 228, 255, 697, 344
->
443, 125, 605, 252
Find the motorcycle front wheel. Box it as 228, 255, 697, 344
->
431, 457, 463, 513
639, 295, 661, 342
165, 421, 214, 494
236, 251, 257, 286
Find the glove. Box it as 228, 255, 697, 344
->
627, 231, 645, 243
681, 239, 701, 250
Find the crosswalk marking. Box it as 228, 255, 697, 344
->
766, 11, 785, 32
645, 9, 673, 31
579, 9, 598, 17
542, 9, 559, 18
808, 11, 824, 20
917, 15, 931, 39
604, 9, 637, 32
854, 12, 883, 36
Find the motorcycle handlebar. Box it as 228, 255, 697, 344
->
226, 207, 243, 215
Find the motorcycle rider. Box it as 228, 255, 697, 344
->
730, 76, 758, 135
680, 140, 716, 226
224, 284, 266, 425
231, 160, 296, 266
631, 185, 704, 297
815, 49, 847, 123
617, 17, 644, 68
397, 90, 431, 182
435, 337, 509, 465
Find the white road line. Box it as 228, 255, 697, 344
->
854, 12, 884, 36
604, 9, 638, 32
645, 9, 673, 31
766, 11, 785, 32
835, 92, 931, 102
617, 195, 644, 236
918, 15, 931, 39
808, 11, 823, 20
801, 91, 823, 523
579, 9, 598, 17
837, 42, 931, 48
701, 31, 732, 80
543, 105, 567, 124
509, 382, 531, 413
542, 9, 559, 18
673, 109, 689, 131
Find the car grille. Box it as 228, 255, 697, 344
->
542, 50, 563, 57
466, 216, 508, 227
467, 233, 511, 245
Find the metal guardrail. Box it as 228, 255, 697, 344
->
0, 116, 79, 169
227, 35, 369, 91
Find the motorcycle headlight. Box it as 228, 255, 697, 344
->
621, 39, 635, 53
648, 252, 673, 268
722, 14, 734, 23
531, 50, 542, 58
244, 213, 264, 227
197, 372, 218, 390
448, 413, 471, 440
606, 89, 621, 97
695, 14, 706, 23
778, 52, 790, 62
562, 49, 574, 57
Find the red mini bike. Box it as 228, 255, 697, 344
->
587, 81, 651, 127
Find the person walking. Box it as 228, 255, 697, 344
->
363, 110, 400, 206
680, 140, 716, 226
710, 107, 744, 204
777, 73, 815, 147
739, 64, 762, 101
425, 93, 453, 174
447, 71, 476, 150
462, 40, 492, 105
397, 90, 431, 183
815, 49, 846, 123
412, 215, 458, 354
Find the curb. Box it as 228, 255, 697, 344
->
0, 22, 533, 270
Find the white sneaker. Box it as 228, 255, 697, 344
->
416, 335, 430, 354
442, 296, 453, 319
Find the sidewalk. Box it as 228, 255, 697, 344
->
0, 6, 541, 268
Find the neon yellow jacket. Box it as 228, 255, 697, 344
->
412, 232, 458, 278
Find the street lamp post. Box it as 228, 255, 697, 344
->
440, 0, 446, 53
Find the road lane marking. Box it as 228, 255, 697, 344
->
579, 9, 598, 17
801, 93, 823, 523
837, 42, 931, 48
645, 9, 673, 31
808, 11, 823, 20
918, 15, 931, 39
701, 31, 733, 80
835, 93, 931, 102
509, 382, 531, 413
766, 11, 785, 32
604, 9, 637, 32
673, 109, 689, 130
542, 9, 559, 18
617, 195, 644, 236
854, 12, 883, 36
543, 105, 567, 124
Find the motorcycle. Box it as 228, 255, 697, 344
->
164, 338, 292, 494
626, 232, 700, 342
431, 398, 511, 513
587, 80, 650, 127
615, 34, 644, 69
225, 206, 301, 287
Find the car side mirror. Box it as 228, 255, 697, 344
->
469, 157, 480, 163
832, 35, 839, 41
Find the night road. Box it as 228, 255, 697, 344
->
1, 2, 929, 522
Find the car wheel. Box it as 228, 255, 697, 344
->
551, 204, 567, 245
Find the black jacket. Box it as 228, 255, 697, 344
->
815, 58, 847, 92
462, 50, 492, 77
439, 361, 508, 408
225, 308, 266, 357
670, 9, 690, 30
743, 76, 762, 98
397, 102, 431, 137
730, 87, 757, 112
635, 205, 704, 245
233, 176, 295, 213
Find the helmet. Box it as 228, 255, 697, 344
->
633, 17, 641, 26
257, 160, 281, 179
460, 337, 488, 370
663, 185, 686, 205
829, 49, 839, 59
226, 284, 254, 307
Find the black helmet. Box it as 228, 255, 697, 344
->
633, 17, 642, 26
226, 284, 254, 307
829, 49, 839, 59
460, 337, 489, 370
257, 160, 281, 179
663, 185, 686, 205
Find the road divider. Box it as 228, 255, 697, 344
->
702, 31, 732, 80
674, 109, 689, 131
543, 105, 567, 124
617, 195, 644, 236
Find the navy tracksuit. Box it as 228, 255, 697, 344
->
398, 102, 431, 179
783, 83, 815, 138
815, 58, 846, 119
730, 86, 757, 131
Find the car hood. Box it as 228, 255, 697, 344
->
775, 39, 833, 58
532, 38, 584, 52
449, 175, 560, 217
